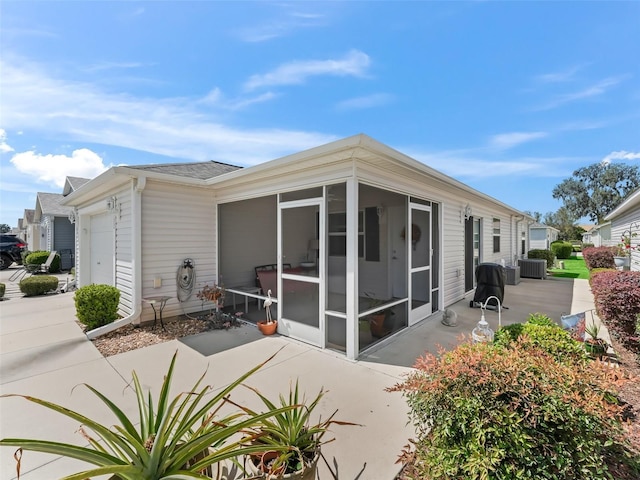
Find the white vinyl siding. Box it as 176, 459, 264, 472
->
608, 209, 640, 271
139, 181, 216, 322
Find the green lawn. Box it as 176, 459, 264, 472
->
548, 256, 590, 279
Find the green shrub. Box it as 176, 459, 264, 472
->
19, 276, 59, 296
526, 312, 556, 326
75, 284, 120, 330
0, 283, 5, 299
390, 340, 638, 480
494, 314, 586, 364
551, 241, 573, 259
25, 250, 61, 273
527, 249, 555, 269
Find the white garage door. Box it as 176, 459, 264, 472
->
90, 213, 114, 285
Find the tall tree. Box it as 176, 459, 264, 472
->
552, 162, 640, 223
0, 224, 10, 233
542, 207, 583, 241
524, 210, 542, 222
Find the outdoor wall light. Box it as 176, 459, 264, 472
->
464, 203, 473, 220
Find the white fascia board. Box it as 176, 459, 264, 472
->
605, 188, 640, 220
357, 135, 533, 219
61, 166, 206, 206
205, 133, 533, 220
204, 134, 364, 187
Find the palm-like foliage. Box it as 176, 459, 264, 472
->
242, 380, 357, 475
0, 350, 294, 480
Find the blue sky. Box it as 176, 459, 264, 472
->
1, 1, 639, 228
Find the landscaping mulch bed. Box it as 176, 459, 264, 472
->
90, 312, 242, 357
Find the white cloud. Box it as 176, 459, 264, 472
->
0, 57, 337, 166
235, 7, 327, 42
601, 150, 640, 165
336, 93, 394, 111
0, 129, 14, 153
10, 148, 109, 188
534, 76, 626, 111
489, 131, 547, 150
535, 64, 585, 83
244, 50, 370, 91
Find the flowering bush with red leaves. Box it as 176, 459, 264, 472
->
583, 246, 616, 270
591, 270, 640, 352
390, 339, 638, 480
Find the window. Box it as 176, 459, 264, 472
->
521, 231, 526, 255
493, 218, 501, 253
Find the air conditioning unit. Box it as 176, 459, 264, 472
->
518, 259, 547, 279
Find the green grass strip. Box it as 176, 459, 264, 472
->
548, 255, 590, 279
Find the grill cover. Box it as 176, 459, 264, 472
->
472, 263, 505, 307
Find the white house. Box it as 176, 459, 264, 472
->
528, 223, 559, 250
62, 134, 533, 360
604, 188, 640, 271
32, 177, 89, 269
586, 222, 611, 247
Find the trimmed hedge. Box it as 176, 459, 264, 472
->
582, 247, 616, 270
25, 250, 61, 273
591, 270, 640, 351
74, 284, 120, 330
527, 249, 555, 269
19, 276, 59, 296
551, 241, 573, 259
589, 267, 617, 285
0, 283, 5, 299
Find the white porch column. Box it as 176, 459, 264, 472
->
345, 178, 358, 360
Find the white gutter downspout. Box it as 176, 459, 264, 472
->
86, 177, 145, 339
513, 214, 524, 263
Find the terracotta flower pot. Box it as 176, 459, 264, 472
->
257, 320, 278, 335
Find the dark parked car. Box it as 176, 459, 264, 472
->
0, 235, 28, 270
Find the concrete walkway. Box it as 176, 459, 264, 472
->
0, 267, 604, 479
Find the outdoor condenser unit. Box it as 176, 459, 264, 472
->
518, 259, 547, 279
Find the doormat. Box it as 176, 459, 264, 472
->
179, 323, 265, 357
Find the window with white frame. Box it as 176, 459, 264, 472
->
493, 218, 501, 253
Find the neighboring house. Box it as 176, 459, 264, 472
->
63, 134, 533, 360
587, 222, 611, 247
580, 224, 596, 244
604, 188, 640, 271
20, 208, 42, 251
528, 223, 559, 250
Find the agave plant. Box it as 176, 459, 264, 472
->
240, 380, 357, 477
0, 350, 295, 480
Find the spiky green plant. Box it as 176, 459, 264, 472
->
0, 350, 295, 480
240, 380, 357, 476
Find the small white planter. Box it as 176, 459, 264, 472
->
614, 256, 630, 268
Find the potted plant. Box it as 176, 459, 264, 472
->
257, 289, 277, 335
364, 293, 394, 338
196, 282, 226, 314
0, 350, 296, 479
584, 322, 608, 359
241, 380, 357, 479
613, 230, 636, 268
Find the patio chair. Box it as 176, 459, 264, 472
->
36, 250, 58, 274
10, 251, 58, 281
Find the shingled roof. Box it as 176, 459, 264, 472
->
127, 161, 242, 180
63, 177, 91, 196
36, 192, 71, 217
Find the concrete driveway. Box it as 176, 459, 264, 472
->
0, 265, 601, 479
